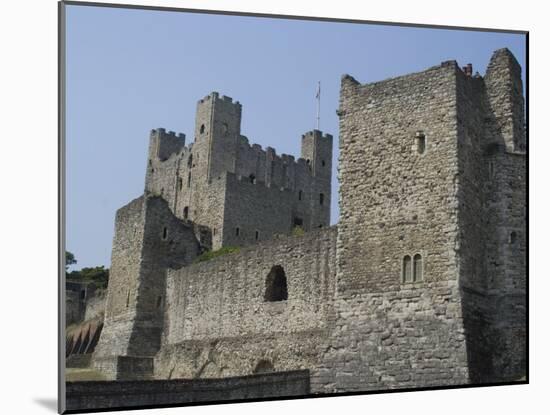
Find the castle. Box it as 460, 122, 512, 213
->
72, 48, 526, 394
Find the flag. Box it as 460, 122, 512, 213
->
315, 81, 321, 99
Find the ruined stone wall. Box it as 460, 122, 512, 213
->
83, 290, 106, 321
66, 280, 102, 325
66, 290, 83, 326
313, 62, 471, 393
154, 227, 337, 379
94, 195, 202, 379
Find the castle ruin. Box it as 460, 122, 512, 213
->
84, 48, 525, 393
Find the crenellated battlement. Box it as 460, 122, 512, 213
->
150, 128, 186, 140
144, 92, 333, 250
301, 129, 333, 142
198, 91, 241, 107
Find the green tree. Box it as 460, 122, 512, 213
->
68, 266, 109, 289
65, 251, 77, 270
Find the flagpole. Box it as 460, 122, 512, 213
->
316, 81, 321, 131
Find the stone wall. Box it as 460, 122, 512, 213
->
93, 195, 202, 379
312, 49, 526, 392
66, 290, 83, 326
154, 227, 337, 379
66, 280, 102, 325
313, 61, 472, 392
84, 289, 106, 321
65, 370, 310, 412
455, 48, 527, 382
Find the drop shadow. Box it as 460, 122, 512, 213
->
34, 398, 57, 413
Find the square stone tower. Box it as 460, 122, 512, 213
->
313, 48, 526, 391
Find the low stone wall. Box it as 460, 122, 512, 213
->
65, 370, 310, 411
66, 354, 93, 369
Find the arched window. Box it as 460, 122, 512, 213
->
253, 360, 274, 374
264, 265, 288, 302
319, 193, 325, 205
200, 124, 205, 134
413, 254, 423, 282
183, 206, 189, 220
402, 255, 412, 282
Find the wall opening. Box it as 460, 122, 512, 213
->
253, 360, 274, 374
321, 159, 326, 167
235, 227, 240, 236
255, 230, 259, 240
183, 206, 189, 220
187, 172, 192, 187
320, 193, 325, 205
413, 254, 423, 281
249, 174, 256, 184
200, 124, 205, 134
162, 227, 168, 240
510, 231, 517, 244
156, 296, 163, 309
187, 154, 193, 168
293, 217, 303, 227
126, 290, 130, 308
264, 265, 288, 302
402, 255, 412, 282
222, 122, 229, 136
416, 131, 426, 154
80, 290, 86, 300
178, 177, 183, 191
298, 190, 303, 201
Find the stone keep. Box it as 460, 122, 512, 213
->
93, 48, 525, 388
93, 92, 334, 379
144, 92, 333, 249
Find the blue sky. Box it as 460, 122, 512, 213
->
65, 5, 526, 269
